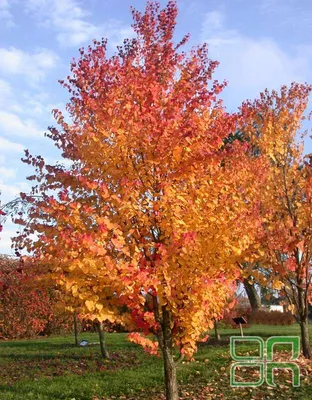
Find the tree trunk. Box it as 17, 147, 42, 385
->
97, 321, 110, 359
243, 278, 261, 312
160, 308, 179, 400
73, 311, 79, 346
299, 317, 312, 359
214, 319, 220, 341
297, 283, 312, 359
162, 344, 178, 400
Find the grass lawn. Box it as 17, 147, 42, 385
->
0, 324, 311, 399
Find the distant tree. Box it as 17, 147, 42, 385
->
0, 255, 53, 339
240, 82, 312, 358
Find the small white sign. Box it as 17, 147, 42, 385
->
269, 305, 283, 312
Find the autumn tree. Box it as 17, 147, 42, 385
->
15, 2, 265, 398
0, 255, 67, 339
239, 82, 312, 358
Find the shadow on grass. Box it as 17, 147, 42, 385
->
0, 337, 138, 355
0, 341, 79, 350
0, 349, 141, 362
0, 353, 96, 361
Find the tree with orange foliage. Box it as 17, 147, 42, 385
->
239, 82, 312, 358
15, 2, 264, 398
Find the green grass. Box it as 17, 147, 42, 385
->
0, 324, 311, 399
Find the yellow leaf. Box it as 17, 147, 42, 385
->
272, 280, 283, 290
72, 285, 78, 296
85, 300, 95, 311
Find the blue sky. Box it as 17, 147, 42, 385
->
0, 0, 312, 253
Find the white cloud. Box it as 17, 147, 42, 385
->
202, 10, 224, 33
0, 78, 25, 114
0, 166, 17, 180
102, 19, 135, 49
0, 181, 29, 199
0, 79, 61, 151
0, 221, 28, 255
24, 0, 134, 48
56, 20, 101, 48
46, 157, 73, 168
25, 0, 102, 47
0, 137, 24, 152
0, 226, 17, 255
0, 111, 44, 138
0, 81, 62, 124
0, 0, 15, 27
0, 178, 31, 226
0, 78, 13, 102
201, 10, 312, 109
0, 47, 59, 84
22, 92, 65, 118
0, 182, 31, 252
0, 223, 37, 255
